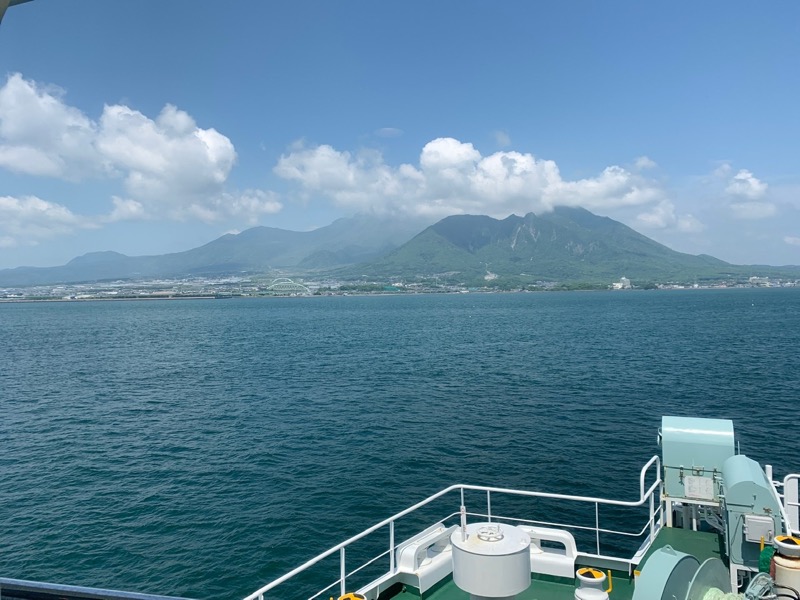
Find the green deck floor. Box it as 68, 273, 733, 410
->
383, 526, 724, 600
637, 526, 724, 567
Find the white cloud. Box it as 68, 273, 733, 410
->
544, 166, 664, 210
0, 73, 281, 227
731, 201, 777, 220
635, 200, 705, 232
420, 137, 482, 173
96, 103, 239, 219
636, 201, 674, 229
708, 163, 776, 221
107, 197, 147, 222
275, 143, 424, 213
217, 189, 282, 223
0, 145, 68, 177
726, 169, 768, 199
0, 73, 101, 178
276, 137, 674, 224
785, 236, 800, 247
0, 195, 98, 245
635, 156, 657, 170
493, 130, 511, 148
712, 163, 732, 178
676, 214, 705, 233
3, 72, 726, 249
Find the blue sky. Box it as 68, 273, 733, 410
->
1, 1, 799, 269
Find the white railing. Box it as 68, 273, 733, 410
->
0, 577, 195, 600
787, 474, 800, 535
769, 469, 800, 536
243, 456, 661, 600
766, 465, 799, 536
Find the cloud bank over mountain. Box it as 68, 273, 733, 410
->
0, 72, 794, 267
274, 137, 686, 225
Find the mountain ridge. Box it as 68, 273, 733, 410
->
1, 208, 798, 287
0, 215, 430, 286
356, 207, 795, 284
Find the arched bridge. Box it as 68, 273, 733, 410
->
264, 278, 311, 296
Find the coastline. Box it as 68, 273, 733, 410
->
1, 284, 794, 305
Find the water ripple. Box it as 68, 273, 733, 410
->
1, 289, 799, 598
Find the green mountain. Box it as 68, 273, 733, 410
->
3, 208, 798, 288
0, 215, 428, 286
357, 207, 798, 285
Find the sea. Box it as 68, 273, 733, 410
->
2, 288, 799, 599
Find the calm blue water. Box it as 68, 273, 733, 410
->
2, 289, 799, 598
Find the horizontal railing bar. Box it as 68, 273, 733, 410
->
244, 457, 662, 600
575, 552, 636, 568
456, 480, 662, 508
469, 512, 644, 537
0, 578, 195, 600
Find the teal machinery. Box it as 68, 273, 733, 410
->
634, 452, 785, 599
655, 417, 785, 594
633, 417, 782, 600
721, 454, 782, 573
660, 416, 735, 527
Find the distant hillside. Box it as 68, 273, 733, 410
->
0, 214, 429, 286
3, 208, 798, 288
356, 207, 799, 284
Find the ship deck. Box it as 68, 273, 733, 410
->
384, 526, 724, 600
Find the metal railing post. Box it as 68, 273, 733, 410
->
340, 547, 346, 597
649, 491, 655, 541
595, 502, 600, 555
389, 521, 395, 574
487, 490, 492, 522
785, 474, 799, 535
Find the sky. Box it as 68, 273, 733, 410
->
0, 1, 799, 270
